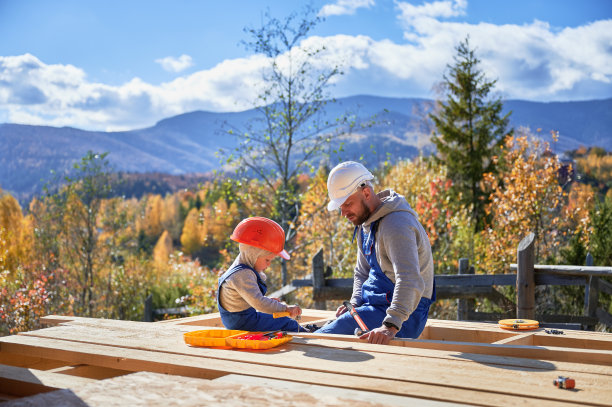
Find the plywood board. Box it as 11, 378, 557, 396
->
0, 371, 447, 407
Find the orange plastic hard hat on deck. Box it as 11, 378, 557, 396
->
230, 217, 290, 260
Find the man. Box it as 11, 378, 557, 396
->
316, 161, 435, 345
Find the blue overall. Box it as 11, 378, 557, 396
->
316, 220, 435, 338
217, 263, 301, 332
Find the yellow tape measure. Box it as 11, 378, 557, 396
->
498, 319, 539, 330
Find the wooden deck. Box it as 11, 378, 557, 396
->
1, 310, 611, 406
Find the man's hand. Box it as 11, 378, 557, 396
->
359, 325, 398, 345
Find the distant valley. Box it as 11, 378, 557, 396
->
1, 95, 611, 203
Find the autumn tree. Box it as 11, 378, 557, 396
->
0, 189, 32, 272
430, 37, 512, 238
228, 5, 350, 286
480, 134, 570, 273
181, 207, 206, 256
38, 151, 115, 316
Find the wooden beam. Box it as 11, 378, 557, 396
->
517, 233, 536, 319
510, 264, 612, 277
456, 258, 473, 321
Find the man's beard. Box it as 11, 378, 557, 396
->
351, 198, 372, 226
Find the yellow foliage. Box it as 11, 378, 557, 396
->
576, 153, 612, 182
0, 190, 33, 273
153, 230, 173, 268
562, 182, 596, 246
144, 194, 163, 237
180, 208, 204, 255
480, 134, 565, 273
161, 194, 181, 241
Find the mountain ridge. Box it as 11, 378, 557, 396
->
1, 95, 611, 203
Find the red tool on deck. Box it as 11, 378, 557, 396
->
343, 301, 370, 336
553, 376, 575, 389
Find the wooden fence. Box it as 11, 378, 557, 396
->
280, 233, 612, 330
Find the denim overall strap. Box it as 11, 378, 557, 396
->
360, 220, 395, 306
217, 263, 301, 332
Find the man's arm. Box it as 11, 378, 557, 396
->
380, 214, 425, 330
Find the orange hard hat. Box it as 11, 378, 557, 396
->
230, 217, 290, 260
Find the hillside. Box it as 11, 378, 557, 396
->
1, 95, 611, 203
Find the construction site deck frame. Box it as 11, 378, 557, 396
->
1, 309, 612, 407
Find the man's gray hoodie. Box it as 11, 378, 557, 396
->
351, 189, 434, 330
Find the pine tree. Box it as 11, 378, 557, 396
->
429, 37, 512, 233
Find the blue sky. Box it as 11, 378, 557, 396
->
1, 0, 611, 131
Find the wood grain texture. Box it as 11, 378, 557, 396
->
3, 312, 612, 407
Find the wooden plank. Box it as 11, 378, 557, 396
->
293, 331, 612, 369
40, 314, 612, 364
7, 320, 612, 406
2, 371, 449, 407
215, 374, 467, 407
510, 264, 612, 277
23, 316, 612, 375
287, 335, 612, 376
492, 333, 535, 346
0, 363, 95, 397
0, 334, 574, 407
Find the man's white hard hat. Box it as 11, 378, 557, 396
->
327, 161, 374, 211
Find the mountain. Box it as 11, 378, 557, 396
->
1, 95, 611, 203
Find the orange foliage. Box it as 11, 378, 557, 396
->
480, 134, 567, 273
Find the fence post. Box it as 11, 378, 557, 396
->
312, 248, 327, 310
456, 258, 473, 320
584, 253, 599, 329
143, 294, 153, 322
517, 233, 535, 320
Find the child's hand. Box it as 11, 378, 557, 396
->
286, 305, 302, 319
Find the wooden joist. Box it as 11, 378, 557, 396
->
0, 363, 95, 399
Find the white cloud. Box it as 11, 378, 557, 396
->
1, 0, 611, 131
155, 54, 194, 73
0, 53, 267, 131
396, 0, 466, 22
319, 0, 375, 17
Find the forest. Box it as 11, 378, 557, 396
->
1, 140, 611, 335
1, 9, 611, 335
